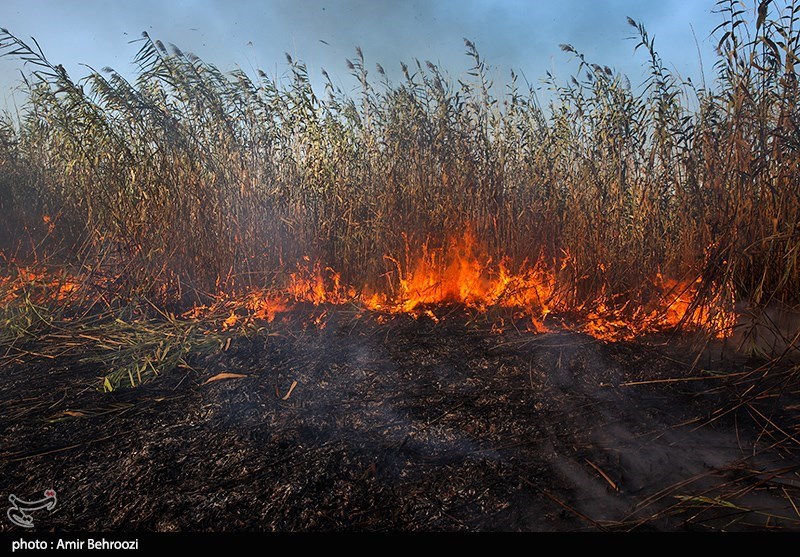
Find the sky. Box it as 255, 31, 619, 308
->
0, 0, 725, 107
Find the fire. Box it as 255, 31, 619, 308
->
0, 266, 83, 305
288, 259, 356, 305
222, 311, 239, 330
581, 275, 737, 341
584, 301, 642, 341
363, 233, 555, 316
245, 292, 289, 323
1, 233, 737, 340
651, 275, 737, 339
185, 260, 352, 328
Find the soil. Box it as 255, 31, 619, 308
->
1, 308, 799, 531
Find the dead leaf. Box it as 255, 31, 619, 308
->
281, 380, 298, 400
203, 372, 247, 385
63, 410, 85, 418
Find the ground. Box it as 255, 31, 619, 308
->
1, 308, 798, 531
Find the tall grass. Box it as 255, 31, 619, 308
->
0, 0, 798, 324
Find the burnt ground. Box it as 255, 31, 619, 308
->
1, 308, 799, 531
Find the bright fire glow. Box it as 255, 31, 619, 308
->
1, 233, 737, 340
363, 233, 555, 316
0, 266, 83, 305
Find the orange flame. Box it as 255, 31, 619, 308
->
364, 232, 555, 317
245, 291, 289, 323
651, 275, 736, 339
1, 233, 738, 340
0, 266, 83, 305
288, 259, 356, 305
582, 275, 737, 341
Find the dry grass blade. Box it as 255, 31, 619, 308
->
585, 459, 619, 491
204, 372, 248, 385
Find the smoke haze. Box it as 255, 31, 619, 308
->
1, 0, 720, 104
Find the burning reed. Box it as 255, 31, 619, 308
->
0, 1, 798, 361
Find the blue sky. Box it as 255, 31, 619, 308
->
0, 0, 723, 105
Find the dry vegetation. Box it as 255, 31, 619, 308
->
0, 0, 798, 390
1, 1, 800, 532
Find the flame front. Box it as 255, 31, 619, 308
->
364, 233, 554, 317
1, 232, 737, 340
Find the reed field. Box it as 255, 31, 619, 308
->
0, 0, 798, 389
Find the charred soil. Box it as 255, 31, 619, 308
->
1, 310, 798, 531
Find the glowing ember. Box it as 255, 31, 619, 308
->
0, 266, 84, 305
